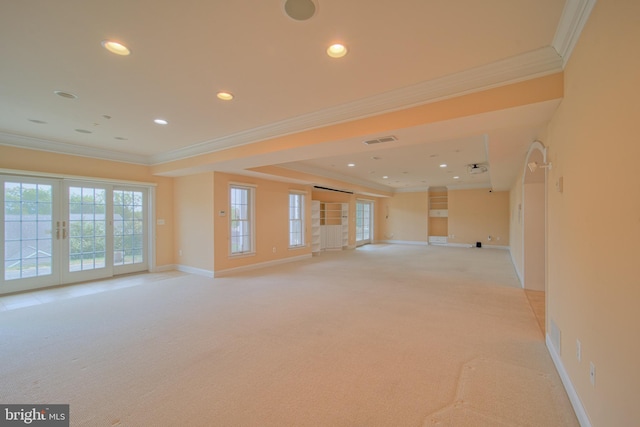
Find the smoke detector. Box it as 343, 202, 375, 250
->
467, 163, 488, 174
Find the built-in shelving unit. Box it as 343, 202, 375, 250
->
317, 202, 348, 251
429, 196, 448, 217
311, 200, 321, 254
428, 193, 448, 245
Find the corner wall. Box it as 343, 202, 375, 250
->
448, 189, 509, 247
544, 1, 640, 425
173, 173, 214, 274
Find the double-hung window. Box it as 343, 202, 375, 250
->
230, 185, 255, 255
289, 192, 305, 248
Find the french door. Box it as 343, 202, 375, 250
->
356, 200, 373, 246
1, 175, 150, 294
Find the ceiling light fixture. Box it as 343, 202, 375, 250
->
382, 176, 389, 179
101, 40, 131, 56
347, 163, 355, 167
453, 176, 460, 179
327, 43, 348, 58
154, 118, 168, 125
216, 91, 234, 101
439, 164, 447, 168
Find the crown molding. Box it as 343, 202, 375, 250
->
151, 46, 563, 165
0, 131, 149, 165
3, 45, 564, 169
552, 0, 597, 66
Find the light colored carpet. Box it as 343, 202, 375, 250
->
0, 245, 578, 426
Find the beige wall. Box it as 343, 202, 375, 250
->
173, 173, 214, 272
542, 1, 640, 425
448, 189, 509, 247
0, 145, 174, 267
523, 183, 545, 291
381, 192, 428, 243
213, 172, 312, 273
509, 172, 524, 282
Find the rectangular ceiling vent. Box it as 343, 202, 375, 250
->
363, 135, 397, 145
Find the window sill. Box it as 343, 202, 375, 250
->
228, 252, 256, 259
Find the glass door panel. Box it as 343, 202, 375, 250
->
62, 183, 112, 283
113, 188, 148, 275
356, 201, 373, 246
1, 177, 60, 293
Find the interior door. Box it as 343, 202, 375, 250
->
1, 176, 61, 294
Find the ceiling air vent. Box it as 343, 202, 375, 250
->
363, 135, 397, 145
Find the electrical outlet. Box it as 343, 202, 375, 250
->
576, 339, 581, 362
590, 362, 596, 386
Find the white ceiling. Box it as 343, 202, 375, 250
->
0, 0, 590, 193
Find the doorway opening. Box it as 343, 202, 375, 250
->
523, 142, 547, 332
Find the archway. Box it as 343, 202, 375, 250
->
523, 141, 547, 332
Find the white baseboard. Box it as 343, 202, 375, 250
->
176, 264, 215, 278
380, 240, 428, 246
546, 334, 592, 427
213, 254, 312, 277
509, 249, 524, 288
152, 264, 177, 273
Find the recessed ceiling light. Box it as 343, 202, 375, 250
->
440, 164, 447, 168
382, 176, 389, 179
327, 43, 348, 58
101, 40, 131, 56
75, 129, 92, 134
453, 176, 460, 179
216, 91, 234, 101
154, 118, 168, 125
54, 90, 77, 99
347, 163, 355, 167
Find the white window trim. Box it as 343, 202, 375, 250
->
229, 184, 256, 256
288, 192, 305, 249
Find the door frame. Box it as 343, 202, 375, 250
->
356, 199, 374, 246
1, 170, 157, 294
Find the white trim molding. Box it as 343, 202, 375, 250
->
213, 254, 311, 278
175, 265, 215, 278
552, 0, 598, 67
546, 334, 593, 427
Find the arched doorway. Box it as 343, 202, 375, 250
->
523, 141, 547, 332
